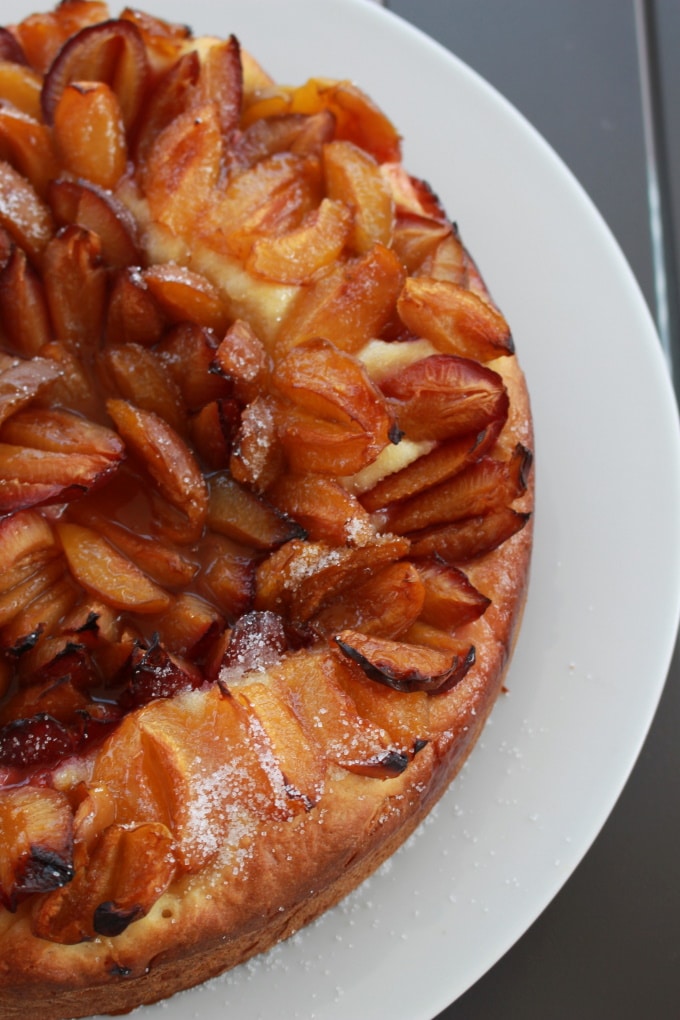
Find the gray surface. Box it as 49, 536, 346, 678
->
653, 0, 680, 369
382, 2, 680, 1017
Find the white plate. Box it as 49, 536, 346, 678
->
7, 0, 680, 1017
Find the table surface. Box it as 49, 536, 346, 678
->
379, 2, 680, 1018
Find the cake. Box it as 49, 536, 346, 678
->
0, 3, 533, 1016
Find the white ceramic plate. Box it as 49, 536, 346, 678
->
7, 0, 680, 1017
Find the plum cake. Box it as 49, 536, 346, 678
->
0, 2, 533, 1017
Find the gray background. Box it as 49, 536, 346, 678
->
381, 2, 680, 1018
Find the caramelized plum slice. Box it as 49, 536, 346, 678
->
101, 343, 184, 435
33, 821, 175, 944
1, 406, 124, 460
57, 521, 171, 614
409, 507, 532, 563
143, 99, 224, 233
200, 151, 320, 265
0, 573, 78, 656
267, 472, 373, 546
417, 562, 491, 629
276, 337, 393, 440
248, 197, 351, 284
0, 247, 52, 356
276, 405, 388, 478
91, 823, 176, 936
190, 398, 239, 469
0, 509, 56, 588
65, 506, 198, 590
132, 49, 199, 165
211, 318, 269, 403
227, 109, 322, 169
106, 266, 166, 347
48, 178, 140, 268
0, 354, 62, 427
0, 713, 74, 769
0, 158, 55, 263
380, 354, 509, 443
11, 5, 109, 76
323, 139, 394, 254
17, 641, 98, 699
143, 592, 223, 660
52, 80, 127, 189
197, 532, 255, 621
119, 637, 203, 710
267, 648, 399, 775
207, 472, 303, 551
197, 35, 243, 137
359, 424, 502, 513
230, 396, 285, 492
332, 658, 431, 754
42, 226, 107, 357
276, 242, 405, 356
255, 533, 409, 622
142, 263, 228, 335
157, 322, 229, 410
386, 444, 532, 536
229, 678, 323, 810
0, 104, 58, 197
41, 19, 149, 131
397, 277, 514, 362
106, 398, 209, 541
118, 6, 191, 71
335, 629, 475, 694
390, 214, 452, 275
0, 555, 65, 629
0, 29, 29, 66
221, 609, 289, 674
0, 786, 74, 911
311, 560, 425, 639
0, 442, 121, 515
243, 78, 401, 164
0, 406, 124, 515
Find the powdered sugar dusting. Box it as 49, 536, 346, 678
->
283, 544, 344, 588
343, 514, 374, 547
183, 762, 257, 869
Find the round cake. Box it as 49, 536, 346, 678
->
0, 3, 533, 1017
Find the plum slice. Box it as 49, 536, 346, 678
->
0, 27, 28, 65
48, 178, 140, 268
335, 628, 475, 695
118, 636, 203, 710
208, 472, 303, 551
0, 714, 74, 769
0, 248, 52, 356
41, 19, 149, 131
342, 748, 409, 779
33, 821, 175, 944
385, 443, 532, 536
0, 786, 74, 911
379, 353, 509, 443
409, 507, 532, 564
0, 354, 62, 427
397, 276, 514, 362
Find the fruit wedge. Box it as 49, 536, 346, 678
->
56, 521, 171, 614
0, 786, 73, 911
